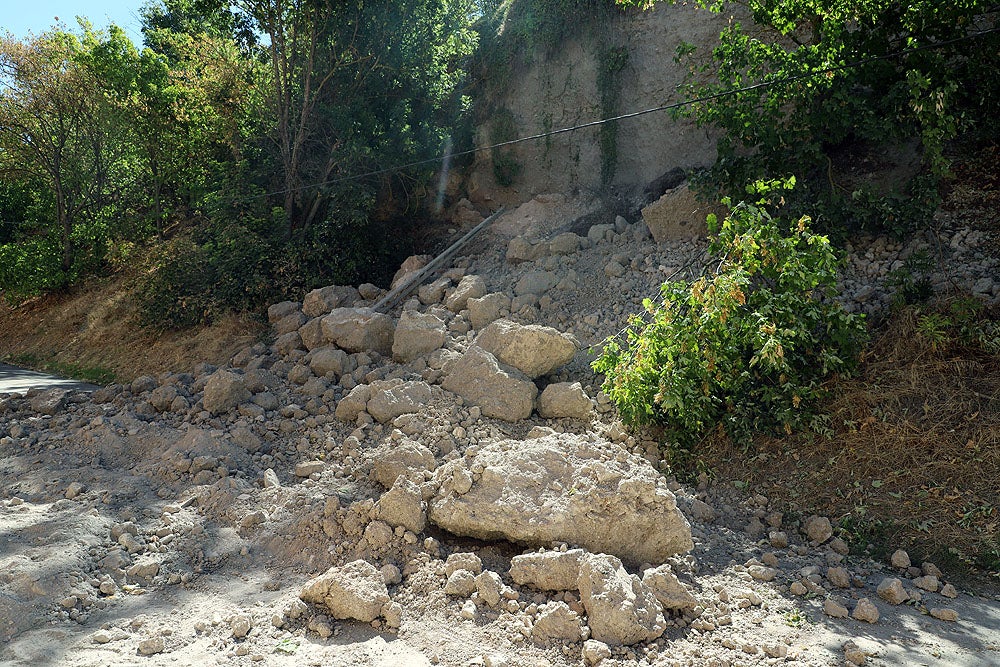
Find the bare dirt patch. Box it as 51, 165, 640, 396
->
0, 272, 265, 381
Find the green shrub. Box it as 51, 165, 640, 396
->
592, 179, 868, 447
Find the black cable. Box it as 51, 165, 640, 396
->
221, 25, 1000, 205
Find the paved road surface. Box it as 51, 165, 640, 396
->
0, 362, 100, 395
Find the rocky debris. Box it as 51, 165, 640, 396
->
851, 598, 880, 623
537, 382, 594, 420
890, 549, 911, 569
267, 301, 299, 323
445, 275, 487, 312
467, 293, 511, 331
640, 183, 722, 242
929, 607, 959, 622
641, 564, 698, 611
310, 347, 352, 379
417, 277, 452, 305
876, 577, 908, 605
302, 285, 358, 317
299, 560, 391, 623
202, 370, 250, 414
366, 380, 432, 424
137, 635, 165, 655
578, 553, 666, 646
802, 515, 833, 544
429, 434, 692, 563
940, 583, 959, 598
321, 308, 394, 355
372, 477, 426, 534
823, 599, 850, 618
444, 552, 483, 576
509, 549, 585, 591
30, 388, 69, 415
391, 255, 431, 289
475, 319, 577, 379
392, 311, 447, 363
444, 570, 477, 597
912, 575, 939, 592
440, 347, 537, 421
582, 639, 612, 666
532, 602, 585, 643
371, 440, 438, 488
336, 384, 372, 423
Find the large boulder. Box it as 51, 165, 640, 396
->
310, 347, 351, 379
641, 564, 698, 611
640, 183, 725, 243
444, 275, 487, 312
30, 388, 69, 416
392, 311, 447, 363
578, 553, 666, 646
366, 380, 433, 424
371, 440, 438, 488
299, 560, 390, 623
429, 434, 693, 563
302, 285, 359, 318
372, 477, 426, 534
321, 308, 394, 355
297, 318, 326, 351
467, 292, 510, 331
202, 370, 251, 414
475, 319, 577, 379
440, 347, 537, 421
510, 549, 585, 591
537, 382, 594, 419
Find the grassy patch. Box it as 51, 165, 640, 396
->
4, 352, 118, 386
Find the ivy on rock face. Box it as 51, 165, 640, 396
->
593, 179, 868, 448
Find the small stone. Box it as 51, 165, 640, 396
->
748, 565, 777, 582
789, 581, 808, 596
763, 644, 788, 659
876, 577, 908, 605
823, 599, 849, 618
230, 614, 252, 638
459, 599, 477, 620
582, 639, 612, 666
843, 639, 867, 665
851, 598, 879, 623
929, 607, 958, 622
92, 630, 112, 644
826, 567, 851, 589
940, 583, 958, 598
768, 531, 788, 548
803, 515, 833, 544
890, 549, 911, 569
137, 636, 165, 655
444, 570, 477, 597
921, 562, 943, 578
912, 575, 939, 592
294, 460, 324, 477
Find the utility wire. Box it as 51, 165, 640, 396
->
226, 25, 1000, 205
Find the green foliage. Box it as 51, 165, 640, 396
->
631, 0, 1000, 236
489, 107, 522, 186
914, 299, 1000, 355
597, 46, 629, 186
592, 179, 868, 447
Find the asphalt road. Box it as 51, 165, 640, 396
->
0, 362, 100, 395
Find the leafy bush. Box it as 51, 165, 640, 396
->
592, 180, 868, 447
642, 0, 1000, 236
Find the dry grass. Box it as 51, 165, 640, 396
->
696, 305, 1000, 581
0, 272, 265, 383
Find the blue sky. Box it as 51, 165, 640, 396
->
2, 1, 146, 44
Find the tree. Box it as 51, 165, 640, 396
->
0, 29, 114, 284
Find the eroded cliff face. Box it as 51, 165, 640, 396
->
467, 3, 740, 208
